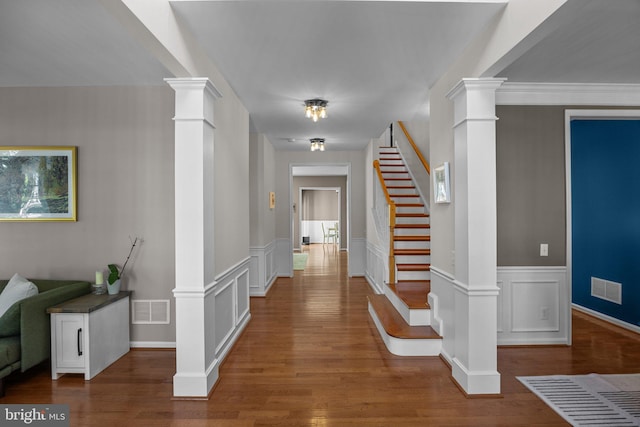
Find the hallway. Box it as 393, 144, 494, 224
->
2, 244, 639, 425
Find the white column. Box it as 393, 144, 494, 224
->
446, 78, 505, 395
166, 78, 221, 397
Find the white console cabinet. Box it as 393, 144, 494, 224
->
48, 291, 131, 380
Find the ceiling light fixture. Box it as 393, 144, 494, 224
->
304, 99, 328, 122
310, 138, 325, 152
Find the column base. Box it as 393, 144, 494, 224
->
173, 364, 219, 398
452, 357, 501, 396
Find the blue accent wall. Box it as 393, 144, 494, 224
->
571, 119, 640, 327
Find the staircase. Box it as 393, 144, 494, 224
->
368, 146, 442, 356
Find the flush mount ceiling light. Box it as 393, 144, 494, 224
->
310, 138, 325, 152
304, 99, 328, 122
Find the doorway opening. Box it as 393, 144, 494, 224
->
290, 163, 351, 275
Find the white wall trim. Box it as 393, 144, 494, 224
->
497, 266, 569, 345
497, 82, 640, 106
365, 241, 385, 294
249, 241, 277, 297
289, 162, 352, 274
572, 304, 640, 335
130, 341, 176, 349
565, 109, 640, 345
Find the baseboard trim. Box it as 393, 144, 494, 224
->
130, 341, 176, 349
572, 304, 640, 335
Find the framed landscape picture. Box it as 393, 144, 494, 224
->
0, 146, 77, 221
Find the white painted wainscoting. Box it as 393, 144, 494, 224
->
173, 257, 251, 397
249, 241, 278, 297
429, 265, 570, 367
210, 257, 252, 371
497, 267, 569, 345
429, 267, 456, 366
365, 241, 386, 294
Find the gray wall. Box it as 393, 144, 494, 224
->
394, 120, 430, 207
496, 105, 566, 266
274, 151, 366, 244
0, 86, 176, 343
249, 133, 276, 247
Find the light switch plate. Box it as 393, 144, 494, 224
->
540, 243, 549, 257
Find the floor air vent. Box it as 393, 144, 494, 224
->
132, 300, 171, 324
591, 277, 622, 305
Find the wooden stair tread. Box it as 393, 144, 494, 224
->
394, 248, 431, 255
368, 294, 440, 339
383, 177, 412, 181
389, 194, 420, 197
396, 213, 429, 218
397, 264, 431, 271
395, 203, 424, 207
387, 281, 431, 309
394, 235, 431, 242
387, 185, 416, 189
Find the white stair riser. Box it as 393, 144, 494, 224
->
379, 160, 404, 166
395, 206, 425, 214
387, 188, 417, 195
383, 286, 431, 326
382, 173, 410, 179
395, 255, 430, 264
397, 270, 431, 281
395, 216, 430, 225
391, 197, 421, 205
395, 240, 430, 250
395, 228, 430, 236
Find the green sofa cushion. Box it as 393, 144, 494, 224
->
0, 336, 21, 368
0, 303, 21, 337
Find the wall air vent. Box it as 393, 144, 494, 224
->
132, 300, 171, 324
591, 277, 622, 305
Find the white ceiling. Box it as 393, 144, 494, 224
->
498, 0, 640, 84
170, 0, 506, 150
1, 1, 640, 151
0, 0, 170, 86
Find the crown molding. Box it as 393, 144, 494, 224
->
496, 82, 640, 106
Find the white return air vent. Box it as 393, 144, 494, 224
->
132, 300, 171, 324
591, 277, 622, 305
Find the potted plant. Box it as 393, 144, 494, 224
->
107, 236, 139, 294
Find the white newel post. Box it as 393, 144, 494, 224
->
166, 78, 221, 397
446, 78, 505, 395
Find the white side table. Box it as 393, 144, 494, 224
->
47, 291, 131, 380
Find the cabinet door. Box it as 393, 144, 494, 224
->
54, 314, 86, 368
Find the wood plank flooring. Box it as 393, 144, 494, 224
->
2, 243, 639, 426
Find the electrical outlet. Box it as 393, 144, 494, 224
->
540, 243, 549, 257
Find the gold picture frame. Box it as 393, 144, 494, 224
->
0, 146, 77, 221
269, 191, 276, 209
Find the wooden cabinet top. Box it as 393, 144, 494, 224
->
47, 291, 132, 314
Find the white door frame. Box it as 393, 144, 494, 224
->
289, 163, 351, 275
565, 109, 640, 343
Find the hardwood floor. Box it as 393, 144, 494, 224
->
2, 243, 639, 426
